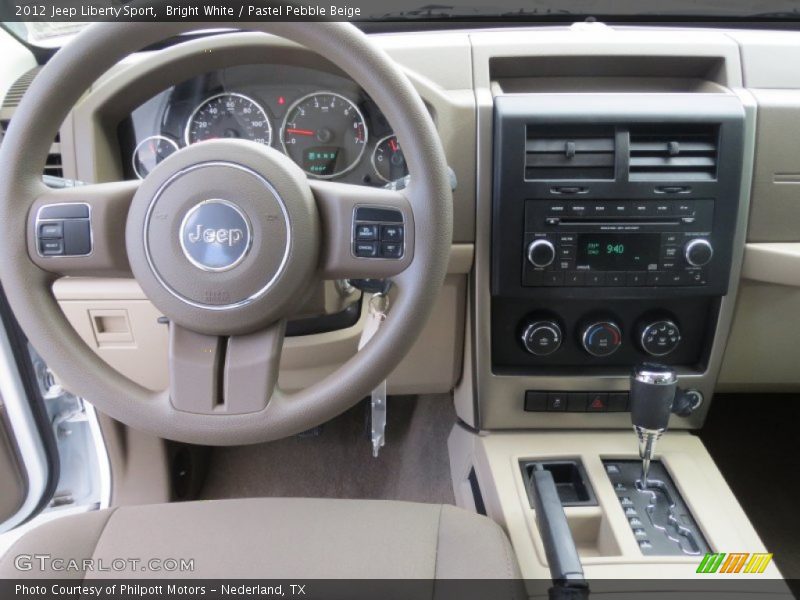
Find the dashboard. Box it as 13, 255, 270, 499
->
119, 64, 408, 186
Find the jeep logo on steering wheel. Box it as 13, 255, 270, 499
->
179, 200, 252, 272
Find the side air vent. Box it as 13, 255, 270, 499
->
525, 126, 615, 180
1, 67, 64, 180
628, 125, 718, 181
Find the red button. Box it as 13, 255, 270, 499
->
587, 393, 608, 412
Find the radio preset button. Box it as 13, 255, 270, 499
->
607, 272, 626, 286
627, 272, 647, 286
565, 271, 585, 286
542, 272, 564, 286
586, 272, 605, 286
646, 272, 667, 285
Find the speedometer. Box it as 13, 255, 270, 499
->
280, 91, 367, 178
185, 93, 272, 147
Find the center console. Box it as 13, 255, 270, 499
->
464, 85, 754, 431
450, 28, 783, 590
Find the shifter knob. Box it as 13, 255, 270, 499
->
630, 363, 678, 486
630, 363, 678, 431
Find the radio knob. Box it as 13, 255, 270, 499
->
638, 319, 681, 357
684, 238, 713, 267
527, 239, 556, 268
581, 321, 623, 357
521, 320, 562, 356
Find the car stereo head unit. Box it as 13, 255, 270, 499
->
491, 95, 745, 300
521, 197, 715, 288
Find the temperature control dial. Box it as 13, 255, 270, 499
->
639, 319, 681, 357
581, 321, 623, 357
527, 239, 556, 268
521, 321, 562, 356
684, 238, 713, 267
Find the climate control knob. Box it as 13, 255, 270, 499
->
521, 321, 562, 356
639, 319, 681, 357
684, 238, 713, 267
527, 239, 556, 268
581, 321, 623, 357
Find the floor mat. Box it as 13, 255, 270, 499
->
199, 394, 456, 505
699, 393, 800, 583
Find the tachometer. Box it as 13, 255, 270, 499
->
132, 135, 179, 179
185, 93, 272, 146
280, 91, 367, 178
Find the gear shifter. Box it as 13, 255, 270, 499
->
630, 363, 678, 487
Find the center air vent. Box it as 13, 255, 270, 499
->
628, 125, 718, 181
525, 126, 615, 181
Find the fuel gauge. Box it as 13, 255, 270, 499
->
132, 135, 179, 179
371, 135, 408, 183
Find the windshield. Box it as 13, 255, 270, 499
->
3, 0, 800, 48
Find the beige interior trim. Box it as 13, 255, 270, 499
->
52, 244, 473, 394
742, 243, 800, 286
448, 428, 780, 582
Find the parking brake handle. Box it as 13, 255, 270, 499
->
530, 467, 589, 600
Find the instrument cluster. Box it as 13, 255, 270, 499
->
120, 64, 409, 186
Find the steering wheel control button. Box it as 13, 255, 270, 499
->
380, 242, 403, 258
39, 222, 63, 238
36, 202, 92, 257
39, 203, 89, 219
582, 321, 623, 357
355, 224, 379, 241
521, 320, 562, 356
39, 238, 64, 256
639, 319, 681, 356
354, 242, 379, 258
381, 225, 404, 242
180, 200, 252, 272
352, 207, 405, 260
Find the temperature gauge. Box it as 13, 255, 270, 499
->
371, 134, 408, 183
132, 135, 179, 179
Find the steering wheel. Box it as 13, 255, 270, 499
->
0, 22, 452, 445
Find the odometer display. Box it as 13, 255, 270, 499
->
281, 91, 367, 178
185, 93, 272, 146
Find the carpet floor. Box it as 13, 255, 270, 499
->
199, 394, 457, 505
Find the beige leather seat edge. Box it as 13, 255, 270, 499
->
0, 498, 522, 584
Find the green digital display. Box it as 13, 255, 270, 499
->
303, 146, 341, 176
577, 234, 660, 270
